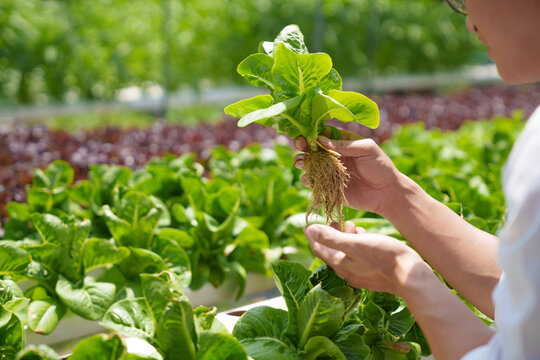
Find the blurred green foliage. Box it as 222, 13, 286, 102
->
39, 110, 158, 132
165, 102, 230, 126
0, 0, 485, 105
382, 111, 524, 234
27, 103, 227, 133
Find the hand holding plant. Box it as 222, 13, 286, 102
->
294, 134, 402, 216
304, 221, 427, 296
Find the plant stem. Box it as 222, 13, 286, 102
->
315, 140, 340, 157
281, 114, 316, 144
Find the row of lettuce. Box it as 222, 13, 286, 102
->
0, 112, 523, 359
2, 261, 429, 360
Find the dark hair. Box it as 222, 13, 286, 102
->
446, 0, 467, 15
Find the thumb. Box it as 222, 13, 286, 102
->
318, 136, 379, 158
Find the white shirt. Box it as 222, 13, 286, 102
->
462, 105, 540, 360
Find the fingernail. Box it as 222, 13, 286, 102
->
305, 225, 321, 241
294, 158, 304, 167
294, 137, 306, 149
318, 136, 330, 144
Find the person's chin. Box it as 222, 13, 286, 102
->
495, 61, 535, 85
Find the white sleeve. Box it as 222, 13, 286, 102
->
461, 332, 502, 360
462, 106, 540, 360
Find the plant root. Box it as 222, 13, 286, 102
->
304, 147, 349, 226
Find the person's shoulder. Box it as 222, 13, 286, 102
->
526, 105, 540, 131
502, 105, 540, 215
504, 105, 540, 175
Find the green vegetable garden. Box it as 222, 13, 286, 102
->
0, 1, 538, 360
0, 0, 484, 105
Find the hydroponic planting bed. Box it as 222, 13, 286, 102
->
0, 110, 524, 359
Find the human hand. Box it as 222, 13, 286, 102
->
294, 130, 403, 215
304, 220, 427, 296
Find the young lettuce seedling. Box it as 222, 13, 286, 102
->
225, 25, 379, 225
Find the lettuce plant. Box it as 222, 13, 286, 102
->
169, 174, 270, 298
13, 272, 248, 360
233, 261, 428, 359
0, 280, 27, 358
5, 214, 129, 334
209, 144, 312, 264
99, 271, 248, 360
2, 161, 82, 241
225, 25, 379, 225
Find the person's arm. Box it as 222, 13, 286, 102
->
399, 261, 495, 360
382, 173, 501, 318
305, 223, 495, 360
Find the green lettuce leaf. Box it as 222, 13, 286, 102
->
157, 228, 194, 248
55, 275, 115, 321
197, 331, 248, 360
123, 338, 163, 360
303, 336, 346, 360
0, 309, 24, 358
156, 299, 197, 360
26, 161, 74, 213
27, 298, 66, 335
312, 90, 379, 130
237, 54, 275, 90
140, 272, 184, 325
152, 237, 191, 287
235, 96, 301, 128
15, 345, 59, 360
239, 338, 300, 360
310, 264, 362, 320
333, 333, 370, 360
271, 260, 312, 337
69, 333, 126, 360
31, 214, 91, 282
272, 43, 332, 101
0, 244, 30, 276
102, 191, 162, 249
193, 306, 227, 334
270, 24, 309, 55
100, 298, 156, 347
297, 284, 345, 348
0, 281, 29, 326
6, 202, 31, 222
116, 248, 168, 281
319, 69, 342, 93
232, 306, 289, 343
83, 238, 130, 273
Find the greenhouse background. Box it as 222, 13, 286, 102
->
1, 0, 540, 359
1, 0, 487, 106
